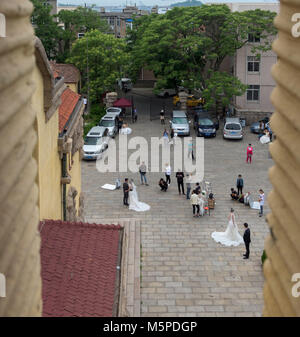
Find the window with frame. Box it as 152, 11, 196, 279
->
247, 85, 260, 101
247, 56, 260, 72
109, 17, 115, 26
248, 33, 261, 43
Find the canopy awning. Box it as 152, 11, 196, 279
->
113, 97, 132, 108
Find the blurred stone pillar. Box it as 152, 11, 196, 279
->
178, 91, 188, 111
105, 92, 118, 108
0, 0, 41, 316
263, 0, 300, 316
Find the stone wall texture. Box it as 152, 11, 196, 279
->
263, 0, 300, 316
0, 0, 41, 316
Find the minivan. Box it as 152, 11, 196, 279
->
83, 127, 109, 160
170, 110, 190, 136
223, 118, 243, 140
99, 113, 119, 138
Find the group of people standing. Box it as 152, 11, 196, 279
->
230, 174, 265, 218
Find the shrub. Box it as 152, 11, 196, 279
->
261, 250, 267, 265
83, 103, 106, 136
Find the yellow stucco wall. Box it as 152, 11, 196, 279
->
32, 67, 62, 220
66, 82, 78, 94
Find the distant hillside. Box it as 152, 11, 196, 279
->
170, 0, 203, 7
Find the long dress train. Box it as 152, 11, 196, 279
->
129, 183, 150, 212
211, 213, 243, 247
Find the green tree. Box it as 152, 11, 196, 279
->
31, 0, 60, 58
67, 30, 129, 103
129, 5, 277, 111
57, 6, 111, 62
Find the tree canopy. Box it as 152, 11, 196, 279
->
67, 30, 129, 103
31, 1, 110, 61
128, 5, 277, 110
57, 6, 111, 62
31, 0, 60, 58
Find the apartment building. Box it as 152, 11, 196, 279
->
99, 6, 150, 38
228, 2, 280, 122
45, 0, 58, 16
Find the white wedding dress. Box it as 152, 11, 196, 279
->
211, 213, 243, 247
129, 183, 150, 212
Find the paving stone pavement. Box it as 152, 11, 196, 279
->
82, 91, 273, 317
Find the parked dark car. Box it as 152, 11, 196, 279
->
250, 117, 270, 134
195, 117, 218, 137
193, 109, 219, 137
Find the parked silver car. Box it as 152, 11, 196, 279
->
223, 118, 243, 140
83, 127, 109, 160
99, 113, 119, 138
170, 110, 190, 136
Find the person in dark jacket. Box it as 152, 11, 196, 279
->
243, 223, 251, 259
159, 178, 168, 192
236, 174, 244, 196
176, 170, 185, 195
123, 178, 129, 206
230, 188, 238, 200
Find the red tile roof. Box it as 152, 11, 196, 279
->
50, 61, 80, 83
39, 220, 123, 317
59, 88, 81, 133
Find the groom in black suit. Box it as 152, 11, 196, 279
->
243, 223, 251, 259
123, 178, 129, 206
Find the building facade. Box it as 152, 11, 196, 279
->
228, 2, 280, 123
45, 0, 57, 16
99, 6, 150, 38
34, 39, 84, 222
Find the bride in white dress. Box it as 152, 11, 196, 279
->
211, 208, 243, 247
129, 180, 150, 212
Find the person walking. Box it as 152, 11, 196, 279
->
132, 108, 138, 123
176, 170, 185, 195
165, 163, 171, 184
191, 190, 200, 217
188, 139, 193, 159
258, 189, 265, 217
160, 109, 165, 125
186, 173, 192, 199
236, 174, 244, 196
123, 178, 130, 206
118, 117, 123, 133
163, 129, 169, 146
243, 223, 251, 259
246, 144, 253, 164
139, 162, 149, 186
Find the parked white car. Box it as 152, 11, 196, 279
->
106, 107, 122, 115
99, 113, 119, 138
83, 126, 109, 160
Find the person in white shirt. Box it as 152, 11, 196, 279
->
165, 163, 171, 184
258, 189, 265, 217
191, 190, 199, 217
